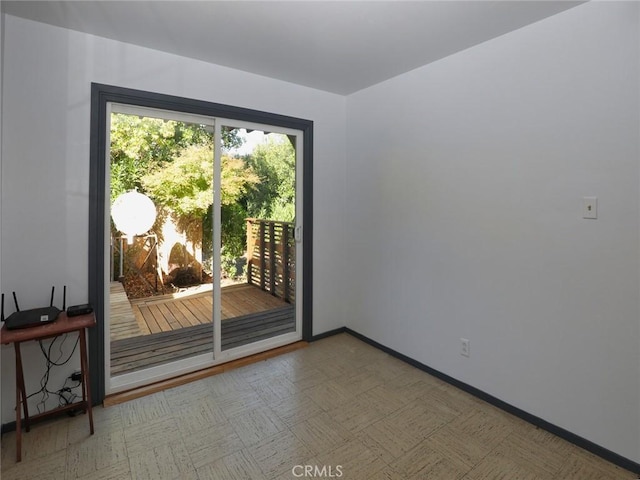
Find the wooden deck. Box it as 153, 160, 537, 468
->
109, 282, 288, 341
108, 282, 295, 376
110, 305, 295, 375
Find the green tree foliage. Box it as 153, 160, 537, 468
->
142, 144, 259, 247
245, 135, 296, 222
110, 113, 241, 201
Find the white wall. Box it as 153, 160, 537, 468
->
346, 1, 640, 462
0, 15, 347, 423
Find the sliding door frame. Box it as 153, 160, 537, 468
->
89, 83, 313, 404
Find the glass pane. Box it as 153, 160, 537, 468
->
108, 111, 215, 376
219, 127, 297, 351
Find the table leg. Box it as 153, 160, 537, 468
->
78, 328, 94, 435
14, 342, 29, 462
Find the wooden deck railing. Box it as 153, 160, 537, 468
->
246, 218, 295, 303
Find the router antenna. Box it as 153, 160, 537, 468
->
12, 292, 19, 312
62, 285, 67, 311
1, 293, 4, 322
50, 286, 55, 307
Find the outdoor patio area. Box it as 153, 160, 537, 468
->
108, 282, 295, 375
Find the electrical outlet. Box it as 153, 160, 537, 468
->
70, 371, 83, 382
461, 338, 470, 357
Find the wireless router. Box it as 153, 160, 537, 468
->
1, 286, 66, 330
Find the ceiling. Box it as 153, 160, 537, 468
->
2, 1, 583, 95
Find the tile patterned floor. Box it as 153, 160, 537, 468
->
1, 333, 637, 479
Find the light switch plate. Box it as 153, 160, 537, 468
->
583, 197, 597, 219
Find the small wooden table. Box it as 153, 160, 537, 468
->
0, 312, 96, 462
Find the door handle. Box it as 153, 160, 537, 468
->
294, 225, 302, 243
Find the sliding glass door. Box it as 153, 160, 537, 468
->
104, 106, 303, 393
